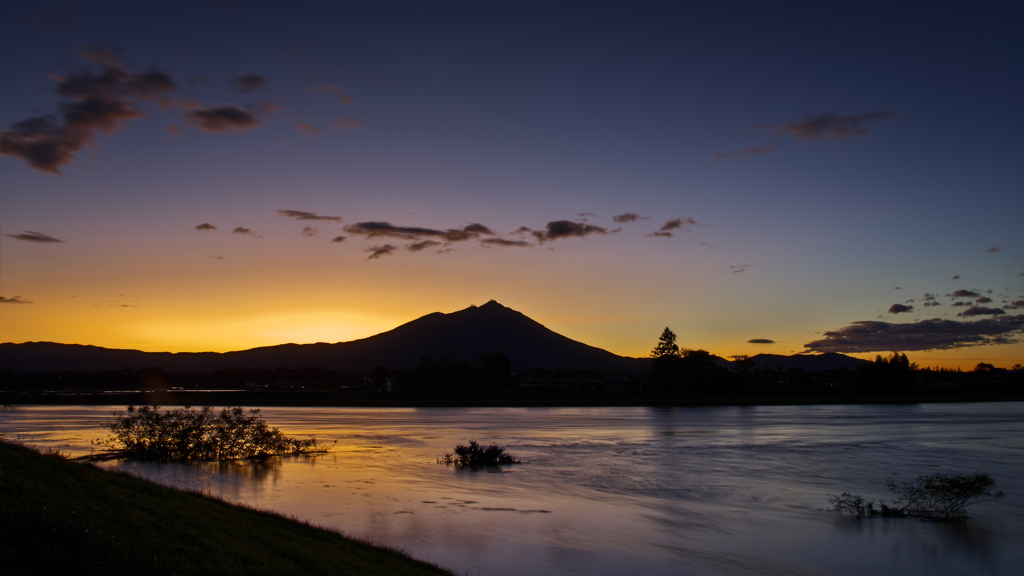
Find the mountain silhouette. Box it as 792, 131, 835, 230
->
0, 301, 642, 373
747, 352, 868, 372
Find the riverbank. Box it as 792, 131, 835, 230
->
0, 440, 454, 575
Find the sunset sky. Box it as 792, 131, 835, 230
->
2, 0, 1022, 369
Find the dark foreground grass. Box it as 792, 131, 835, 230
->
0, 440, 454, 575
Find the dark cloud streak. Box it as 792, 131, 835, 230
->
3, 231, 65, 243
805, 315, 1024, 353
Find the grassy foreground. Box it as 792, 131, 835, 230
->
0, 440, 454, 575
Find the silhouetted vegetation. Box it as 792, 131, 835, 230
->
92, 405, 326, 461
0, 440, 453, 575
438, 440, 521, 467
828, 472, 1005, 521
2, 340, 1021, 408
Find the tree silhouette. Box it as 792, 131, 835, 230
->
651, 327, 680, 359
649, 327, 681, 389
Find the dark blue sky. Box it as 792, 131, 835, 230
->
1, 0, 1022, 367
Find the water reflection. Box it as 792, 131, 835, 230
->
2, 403, 1023, 576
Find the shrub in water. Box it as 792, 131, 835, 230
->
93, 405, 325, 461
828, 472, 1004, 521
437, 440, 520, 467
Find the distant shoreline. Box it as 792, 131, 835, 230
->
4, 388, 1023, 408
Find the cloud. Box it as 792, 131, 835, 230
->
344, 221, 492, 243
804, 314, 1024, 353
773, 110, 894, 140
0, 50, 176, 173
728, 264, 749, 274
951, 289, 980, 298
366, 244, 396, 259
986, 244, 1002, 253
957, 306, 1006, 317
0, 296, 33, 304
712, 144, 777, 162
528, 220, 613, 243
976, 296, 993, 304
408, 240, 441, 252
229, 74, 269, 94
231, 227, 258, 237
3, 231, 65, 243
345, 221, 445, 240
310, 84, 354, 104
296, 122, 319, 136
481, 238, 532, 248
184, 105, 260, 133
195, 223, 217, 231
647, 217, 698, 239
1005, 300, 1024, 310
952, 275, 960, 280
747, 339, 775, 344
278, 210, 342, 222
330, 117, 362, 129
613, 213, 649, 223
330, 236, 346, 243
463, 223, 495, 235
888, 303, 914, 314
301, 226, 318, 237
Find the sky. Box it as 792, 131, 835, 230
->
1, 0, 1022, 369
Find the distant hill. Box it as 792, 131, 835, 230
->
0, 301, 642, 373
746, 352, 869, 372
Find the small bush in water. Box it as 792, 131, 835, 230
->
94, 405, 326, 461
438, 440, 520, 467
828, 472, 1004, 521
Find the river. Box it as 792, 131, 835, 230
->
2, 403, 1021, 575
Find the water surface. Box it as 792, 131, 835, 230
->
3, 403, 1021, 575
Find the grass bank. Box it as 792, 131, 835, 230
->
0, 440, 454, 575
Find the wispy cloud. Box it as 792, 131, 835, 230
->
612, 213, 649, 223
330, 236, 346, 243
772, 110, 895, 140
986, 244, 1002, 253
229, 74, 269, 94
805, 314, 1024, 353
3, 231, 65, 243
647, 217, 698, 239
0, 296, 33, 304
516, 220, 614, 243
344, 221, 493, 243
301, 226, 318, 237
481, 238, 532, 248
366, 244, 397, 259
278, 210, 342, 222
184, 105, 260, 133
330, 117, 362, 129
407, 240, 441, 252
231, 227, 259, 237
712, 144, 777, 162
309, 83, 354, 104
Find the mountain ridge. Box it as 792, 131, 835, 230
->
0, 301, 642, 373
